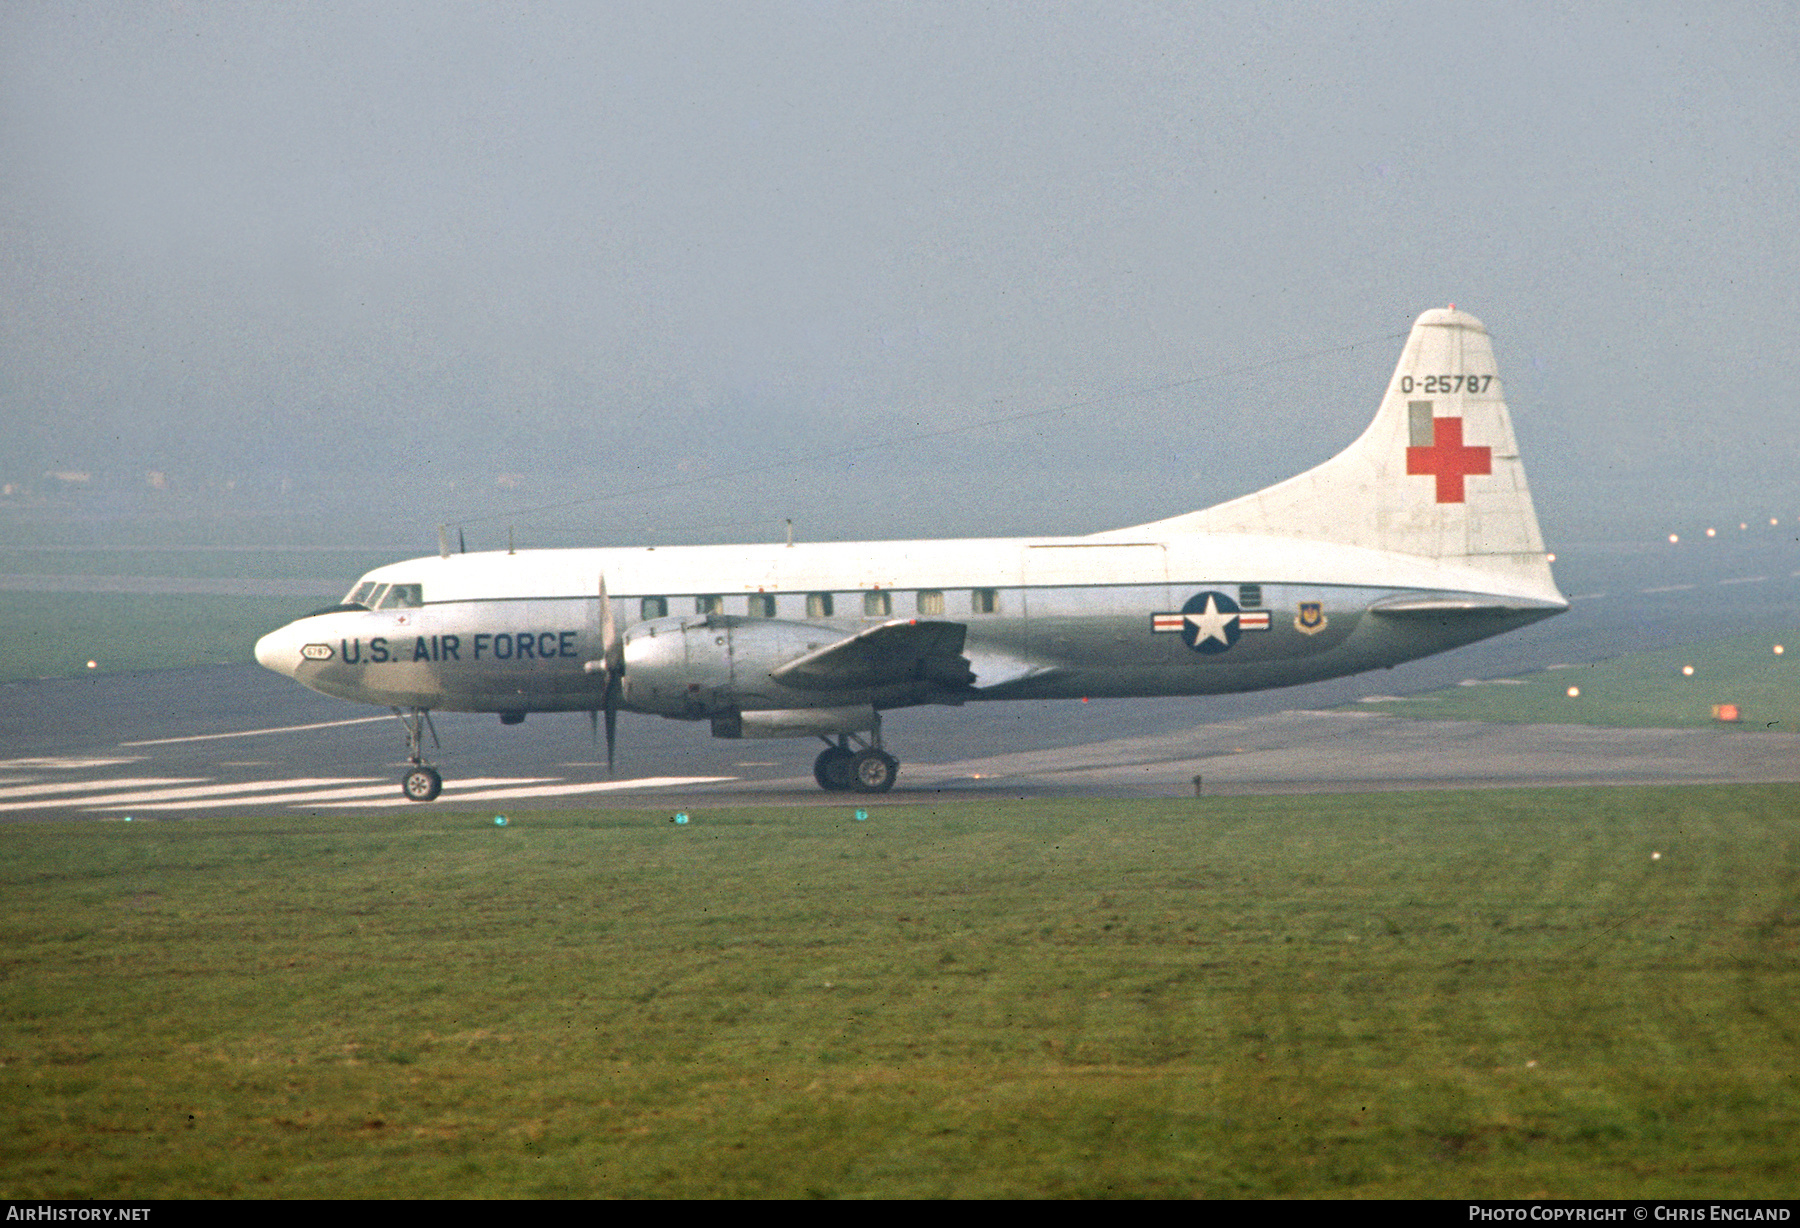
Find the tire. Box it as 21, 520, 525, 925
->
402, 765, 443, 802
849, 749, 898, 794
814, 747, 855, 791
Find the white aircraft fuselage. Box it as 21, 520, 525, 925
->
255, 307, 1567, 796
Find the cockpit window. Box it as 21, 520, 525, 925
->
376, 583, 423, 609
345, 581, 378, 608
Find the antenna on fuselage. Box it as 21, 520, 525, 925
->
508, 527, 515, 555
437, 525, 450, 560
786, 518, 794, 547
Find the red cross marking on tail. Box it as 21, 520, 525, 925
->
1406, 416, 1491, 503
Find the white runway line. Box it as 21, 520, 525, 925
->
100, 774, 568, 812
77, 778, 380, 808
121, 716, 391, 747
1641, 583, 1698, 593
109, 783, 406, 811
313, 775, 738, 807
0, 756, 142, 770
276, 775, 563, 810
448, 775, 738, 801
1716, 575, 1769, 585
0, 778, 208, 807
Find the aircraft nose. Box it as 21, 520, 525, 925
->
254, 624, 301, 678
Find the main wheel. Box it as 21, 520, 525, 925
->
402, 765, 443, 802
849, 749, 898, 794
814, 747, 855, 791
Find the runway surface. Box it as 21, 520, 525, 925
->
2, 534, 1795, 817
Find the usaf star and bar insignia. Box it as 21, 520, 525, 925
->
1153, 591, 1329, 653
1151, 591, 1271, 654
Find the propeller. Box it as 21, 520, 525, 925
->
584, 573, 625, 772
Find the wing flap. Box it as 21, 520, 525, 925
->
768, 619, 974, 691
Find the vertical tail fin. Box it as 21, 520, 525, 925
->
1123, 308, 1558, 599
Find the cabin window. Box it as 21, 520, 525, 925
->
376, 583, 423, 610
916, 589, 945, 616
345, 581, 377, 607
971, 588, 1000, 614
640, 596, 668, 619
696, 594, 723, 615
806, 592, 834, 618
863, 590, 891, 617
747, 593, 776, 618
1238, 584, 1263, 609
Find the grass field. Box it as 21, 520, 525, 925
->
1354, 628, 1800, 732
0, 592, 336, 684
0, 539, 392, 682
4, 788, 1797, 1198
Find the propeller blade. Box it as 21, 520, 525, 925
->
598, 573, 623, 672
598, 573, 623, 774
604, 689, 618, 773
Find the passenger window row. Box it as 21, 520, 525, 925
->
637, 589, 1001, 621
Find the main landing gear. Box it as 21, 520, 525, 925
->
812, 715, 899, 794
394, 706, 442, 802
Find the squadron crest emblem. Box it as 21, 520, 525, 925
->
1295, 602, 1328, 635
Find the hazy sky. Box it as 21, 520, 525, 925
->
3, 2, 1797, 547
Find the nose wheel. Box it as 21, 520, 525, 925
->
403, 765, 443, 802
393, 706, 443, 802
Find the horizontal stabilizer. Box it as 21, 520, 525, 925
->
768, 619, 973, 691
1369, 596, 1562, 617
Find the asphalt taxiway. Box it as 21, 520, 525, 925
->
4, 661, 1797, 819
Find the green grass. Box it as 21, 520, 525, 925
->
1355, 629, 1800, 730
0, 592, 335, 683
4, 789, 1798, 1198
0, 539, 396, 681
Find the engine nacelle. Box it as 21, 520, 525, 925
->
621, 614, 845, 719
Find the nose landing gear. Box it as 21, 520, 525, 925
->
394, 707, 442, 801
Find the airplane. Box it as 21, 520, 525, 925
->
254, 306, 1566, 800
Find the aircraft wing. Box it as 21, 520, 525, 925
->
768, 619, 975, 691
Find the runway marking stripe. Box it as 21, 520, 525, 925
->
99, 784, 407, 811
74, 778, 381, 808
121, 716, 392, 747
0, 778, 209, 805
0, 757, 143, 770
1716, 575, 1769, 585
445, 775, 737, 801
312, 776, 738, 807
95, 776, 561, 812
1641, 584, 1697, 593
